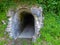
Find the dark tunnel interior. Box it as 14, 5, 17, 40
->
19, 11, 35, 38
21, 11, 34, 27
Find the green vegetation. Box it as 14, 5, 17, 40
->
0, 0, 60, 45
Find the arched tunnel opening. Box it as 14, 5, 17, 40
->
19, 11, 35, 38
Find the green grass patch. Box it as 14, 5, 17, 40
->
35, 12, 60, 45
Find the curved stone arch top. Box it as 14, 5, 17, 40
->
6, 6, 43, 42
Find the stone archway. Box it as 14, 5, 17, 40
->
6, 6, 43, 42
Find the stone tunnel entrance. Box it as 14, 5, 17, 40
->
7, 7, 43, 42
19, 11, 35, 38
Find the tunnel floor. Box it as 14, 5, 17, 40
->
19, 25, 34, 38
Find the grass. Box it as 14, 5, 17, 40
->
0, 0, 60, 45
35, 12, 60, 45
